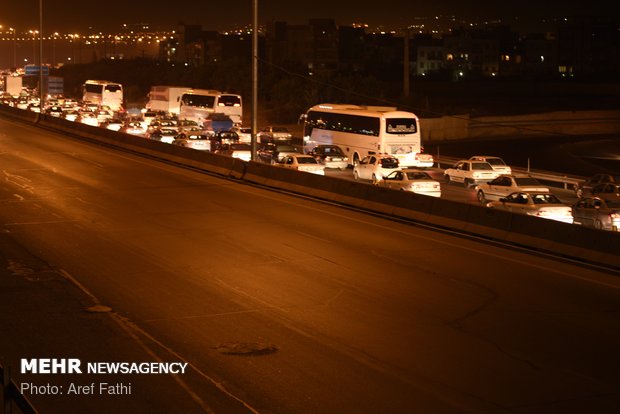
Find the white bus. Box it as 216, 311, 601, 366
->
301, 103, 433, 168
82, 80, 124, 111
146, 85, 191, 115
178, 89, 242, 126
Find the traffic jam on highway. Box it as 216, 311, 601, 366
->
1, 81, 619, 232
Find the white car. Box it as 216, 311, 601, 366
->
469, 155, 512, 175
444, 160, 502, 188
172, 134, 211, 151
258, 126, 292, 143
277, 154, 325, 175
77, 112, 99, 127
353, 154, 400, 184
486, 191, 573, 224
232, 126, 252, 143
410, 152, 435, 168
475, 174, 549, 203
378, 169, 441, 197
216, 143, 252, 161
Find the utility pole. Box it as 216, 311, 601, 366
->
39, 0, 44, 107
403, 28, 410, 99
251, 0, 258, 161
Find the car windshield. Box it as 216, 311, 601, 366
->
514, 177, 542, 186
276, 145, 296, 151
531, 194, 562, 204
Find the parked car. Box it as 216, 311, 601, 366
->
257, 143, 298, 164
444, 160, 502, 188
353, 154, 400, 184
378, 169, 441, 197
572, 197, 620, 231
475, 174, 549, 203
276, 154, 325, 175
469, 155, 512, 175
216, 143, 252, 161
486, 191, 573, 224
574, 173, 619, 198
308, 145, 349, 170
258, 126, 292, 143
172, 133, 212, 151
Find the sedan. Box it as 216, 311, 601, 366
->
475, 174, 549, 203
308, 145, 349, 170
572, 197, 620, 231
258, 126, 292, 143
486, 191, 573, 224
172, 133, 212, 151
589, 183, 620, 202
378, 169, 441, 197
444, 160, 501, 188
257, 143, 298, 165
216, 143, 252, 161
277, 154, 325, 175
148, 128, 178, 144
574, 173, 619, 198
353, 154, 400, 184
469, 155, 512, 175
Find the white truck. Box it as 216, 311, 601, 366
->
3, 75, 23, 97
146, 85, 191, 115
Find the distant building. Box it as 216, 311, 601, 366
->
412, 34, 444, 76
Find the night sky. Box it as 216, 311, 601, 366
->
3, 0, 618, 32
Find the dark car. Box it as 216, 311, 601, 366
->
257, 143, 298, 164
590, 183, 620, 202
214, 130, 240, 144
308, 145, 349, 170
574, 174, 619, 198
572, 197, 620, 231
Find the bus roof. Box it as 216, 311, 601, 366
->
84, 80, 122, 85
307, 103, 417, 119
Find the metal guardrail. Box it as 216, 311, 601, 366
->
435, 156, 582, 191
1, 365, 38, 414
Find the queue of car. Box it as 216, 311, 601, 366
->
3, 93, 618, 232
